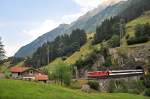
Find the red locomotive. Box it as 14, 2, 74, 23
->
87, 71, 109, 78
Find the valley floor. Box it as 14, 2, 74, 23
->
0, 79, 149, 99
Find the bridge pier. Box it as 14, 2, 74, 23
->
98, 75, 142, 92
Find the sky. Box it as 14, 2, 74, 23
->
0, 0, 123, 57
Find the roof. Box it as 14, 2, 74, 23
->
10, 67, 28, 73
10, 67, 45, 74
35, 74, 48, 81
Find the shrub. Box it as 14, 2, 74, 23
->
127, 36, 149, 45
63, 71, 72, 86
114, 80, 128, 93
4, 71, 11, 79
128, 89, 140, 94
87, 81, 99, 90
126, 79, 145, 95
135, 23, 150, 37
103, 57, 112, 67
61, 56, 67, 61
143, 75, 150, 88
144, 88, 150, 97
53, 63, 72, 86
70, 81, 82, 89
107, 35, 120, 48
108, 80, 116, 93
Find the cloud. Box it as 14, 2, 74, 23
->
23, 20, 60, 40
62, 0, 100, 23
4, 43, 21, 57
62, 8, 87, 23
65, 0, 124, 23
73, 0, 100, 9
100, 0, 125, 6
73, 0, 123, 7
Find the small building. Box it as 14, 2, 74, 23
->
10, 67, 28, 78
10, 67, 48, 82
35, 74, 48, 83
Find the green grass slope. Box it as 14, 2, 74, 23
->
42, 58, 65, 72
65, 40, 93, 65
126, 11, 150, 37
0, 79, 149, 99
123, 11, 150, 46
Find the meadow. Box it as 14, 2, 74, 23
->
0, 79, 149, 99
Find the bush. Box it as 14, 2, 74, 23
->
114, 80, 128, 93
103, 57, 112, 67
63, 71, 72, 86
128, 89, 141, 94
108, 80, 116, 93
70, 81, 82, 89
4, 71, 11, 79
135, 23, 150, 37
61, 56, 67, 61
87, 81, 99, 90
107, 35, 120, 48
127, 36, 149, 45
144, 88, 150, 97
127, 79, 145, 94
108, 80, 128, 93
53, 62, 72, 86
143, 75, 150, 88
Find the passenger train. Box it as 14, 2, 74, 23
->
87, 69, 144, 78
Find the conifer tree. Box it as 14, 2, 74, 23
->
0, 37, 5, 60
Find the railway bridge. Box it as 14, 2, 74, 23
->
87, 69, 145, 92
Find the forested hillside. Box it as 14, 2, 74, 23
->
93, 0, 150, 45
25, 29, 87, 68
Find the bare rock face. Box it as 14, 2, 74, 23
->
109, 43, 150, 69
81, 84, 90, 93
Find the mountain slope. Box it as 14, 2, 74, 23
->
15, 1, 127, 58
122, 11, 150, 46
15, 24, 69, 57
65, 39, 93, 65
126, 11, 150, 37
45, 11, 150, 72
66, 1, 127, 33
42, 34, 94, 72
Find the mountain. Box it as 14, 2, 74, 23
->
66, 1, 127, 34
15, 24, 69, 57
15, 0, 128, 58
